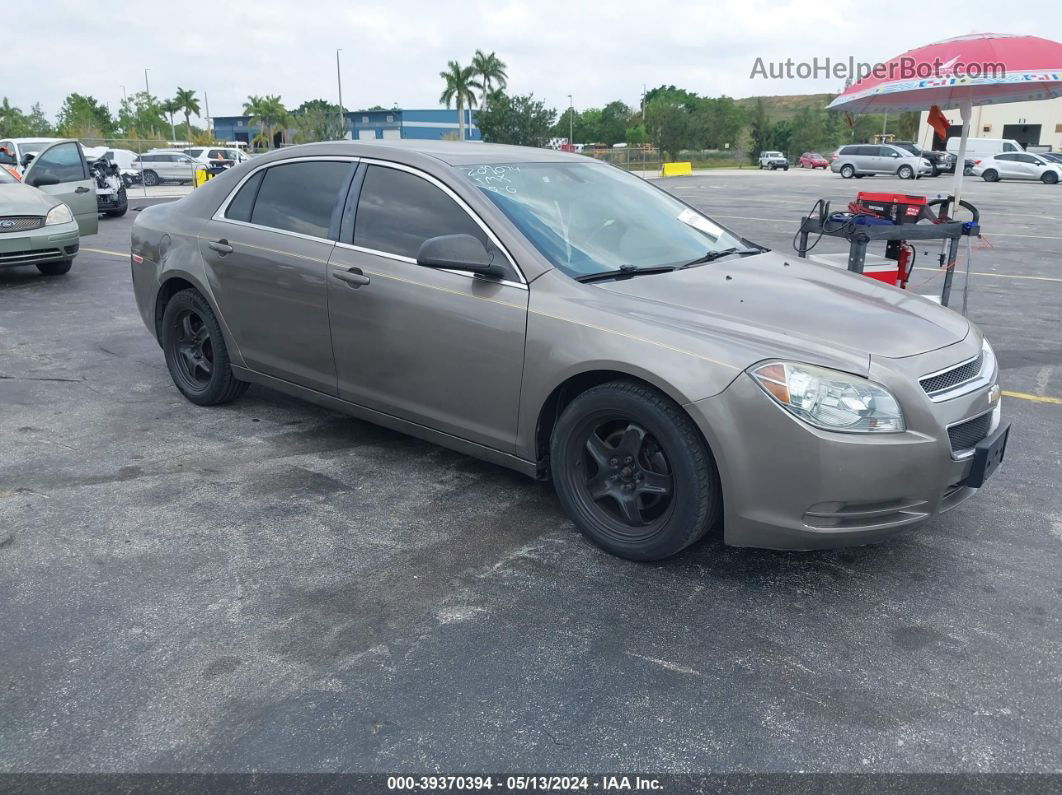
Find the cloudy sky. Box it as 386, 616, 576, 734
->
7, 0, 1058, 122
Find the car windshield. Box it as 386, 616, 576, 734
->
809, 152, 823, 159
893, 143, 920, 155
17, 141, 51, 157
456, 162, 749, 280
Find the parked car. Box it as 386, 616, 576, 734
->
758, 151, 789, 170
0, 137, 64, 172
131, 150, 201, 186
798, 152, 829, 169
130, 141, 1007, 560
93, 147, 143, 187
0, 140, 100, 275
184, 146, 240, 175
970, 152, 1062, 183
830, 144, 932, 179
890, 141, 956, 176
1037, 152, 1062, 165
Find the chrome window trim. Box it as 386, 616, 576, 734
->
334, 241, 527, 291
210, 155, 361, 236
920, 350, 997, 403
356, 157, 526, 285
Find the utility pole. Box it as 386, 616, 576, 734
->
567, 94, 574, 146
144, 68, 151, 97
204, 92, 212, 141
336, 49, 346, 140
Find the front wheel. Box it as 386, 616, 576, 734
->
161, 289, 248, 406
550, 381, 721, 561
142, 170, 159, 187
36, 259, 72, 276
1042, 171, 1058, 185
898, 165, 915, 179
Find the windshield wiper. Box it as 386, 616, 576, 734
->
575, 264, 677, 283
679, 247, 763, 268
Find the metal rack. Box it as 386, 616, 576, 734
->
795, 212, 980, 308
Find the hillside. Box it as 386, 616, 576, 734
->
735, 93, 836, 120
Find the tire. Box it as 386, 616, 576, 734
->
1041, 171, 1058, 185
161, 288, 248, 406
758, 163, 764, 169
898, 165, 915, 179
840, 164, 855, 179
982, 169, 999, 182
930, 167, 940, 178
963, 166, 974, 176
550, 380, 721, 561
142, 170, 159, 187
106, 207, 128, 218
854, 174, 865, 178
783, 165, 789, 171
36, 258, 72, 276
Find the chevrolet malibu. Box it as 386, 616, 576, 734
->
130, 141, 1009, 560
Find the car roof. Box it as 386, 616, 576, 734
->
240, 140, 592, 168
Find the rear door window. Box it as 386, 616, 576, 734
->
224, 170, 266, 222
249, 160, 351, 238
353, 164, 488, 259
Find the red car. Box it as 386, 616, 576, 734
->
799, 152, 829, 169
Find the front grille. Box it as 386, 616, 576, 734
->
948, 413, 991, 454
0, 216, 44, 233
921, 351, 984, 395
0, 247, 62, 264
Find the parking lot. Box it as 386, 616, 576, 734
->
1, 167, 1061, 773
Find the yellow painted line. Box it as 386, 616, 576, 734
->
81, 247, 128, 258
1001, 390, 1062, 405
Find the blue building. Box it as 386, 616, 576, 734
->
211, 107, 479, 147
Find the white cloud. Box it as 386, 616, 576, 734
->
4, 0, 1056, 122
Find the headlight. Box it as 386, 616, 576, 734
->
749, 361, 905, 433
981, 336, 996, 377
45, 203, 74, 226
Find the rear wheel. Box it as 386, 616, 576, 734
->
982, 169, 999, 182
161, 289, 248, 406
36, 258, 72, 276
840, 164, 855, 179
1041, 171, 1058, 185
550, 381, 720, 561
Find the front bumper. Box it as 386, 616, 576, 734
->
687, 338, 1003, 550
0, 221, 79, 269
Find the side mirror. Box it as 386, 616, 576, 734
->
28, 174, 60, 187
416, 234, 501, 276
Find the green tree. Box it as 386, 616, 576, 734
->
477, 91, 556, 147
644, 97, 689, 160
748, 98, 772, 163
173, 87, 200, 135
471, 50, 507, 109
769, 119, 793, 155
897, 111, 920, 140
161, 98, 180, 141
292, 99, 346, 143
242, 94, 289, 149
625, 124, 649, 146
439, 60, 481, 141
598, 101, 633, 146
56, 93, 113, 137
689, 96, 745, 150
0, 98, 54, 137
116, 91, 165, 140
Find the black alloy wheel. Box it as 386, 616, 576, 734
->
161, 288, 248, 406
551, 381, 719, 561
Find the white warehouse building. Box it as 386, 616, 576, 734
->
917, 97, 1062, 152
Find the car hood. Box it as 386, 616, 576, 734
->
0, 182, 59, 215
597, 250, 969, 362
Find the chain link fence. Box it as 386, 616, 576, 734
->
79, 138, 250, 198
575, 146, 749, 173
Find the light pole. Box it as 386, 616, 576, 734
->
336, 49, 346, 140
144, 68, 151, 97
567, 94, 574, 147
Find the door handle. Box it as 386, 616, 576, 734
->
208, 239, 234, 255
332, 267, 370, 288
75, 186, 90, 193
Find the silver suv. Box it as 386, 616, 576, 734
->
831, 144, 932, 180
131, 151, 200, 186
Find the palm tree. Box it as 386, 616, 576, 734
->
471, 50, 508, 109
173, 87, 200, 138
243, 94, 289, 149
439, 61, 481, 141
161, 98, 180, 142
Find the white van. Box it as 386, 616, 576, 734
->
946, 137, 1024, 158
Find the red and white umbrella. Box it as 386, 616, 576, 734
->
828, 33, 1062, 207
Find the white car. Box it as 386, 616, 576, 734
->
0, 137, 64, 171
183, 146, 249, 170
971, 152, 1062, 184
82, 146, 142, 186
758, 151, 789, 170
130, 150, 201, 186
